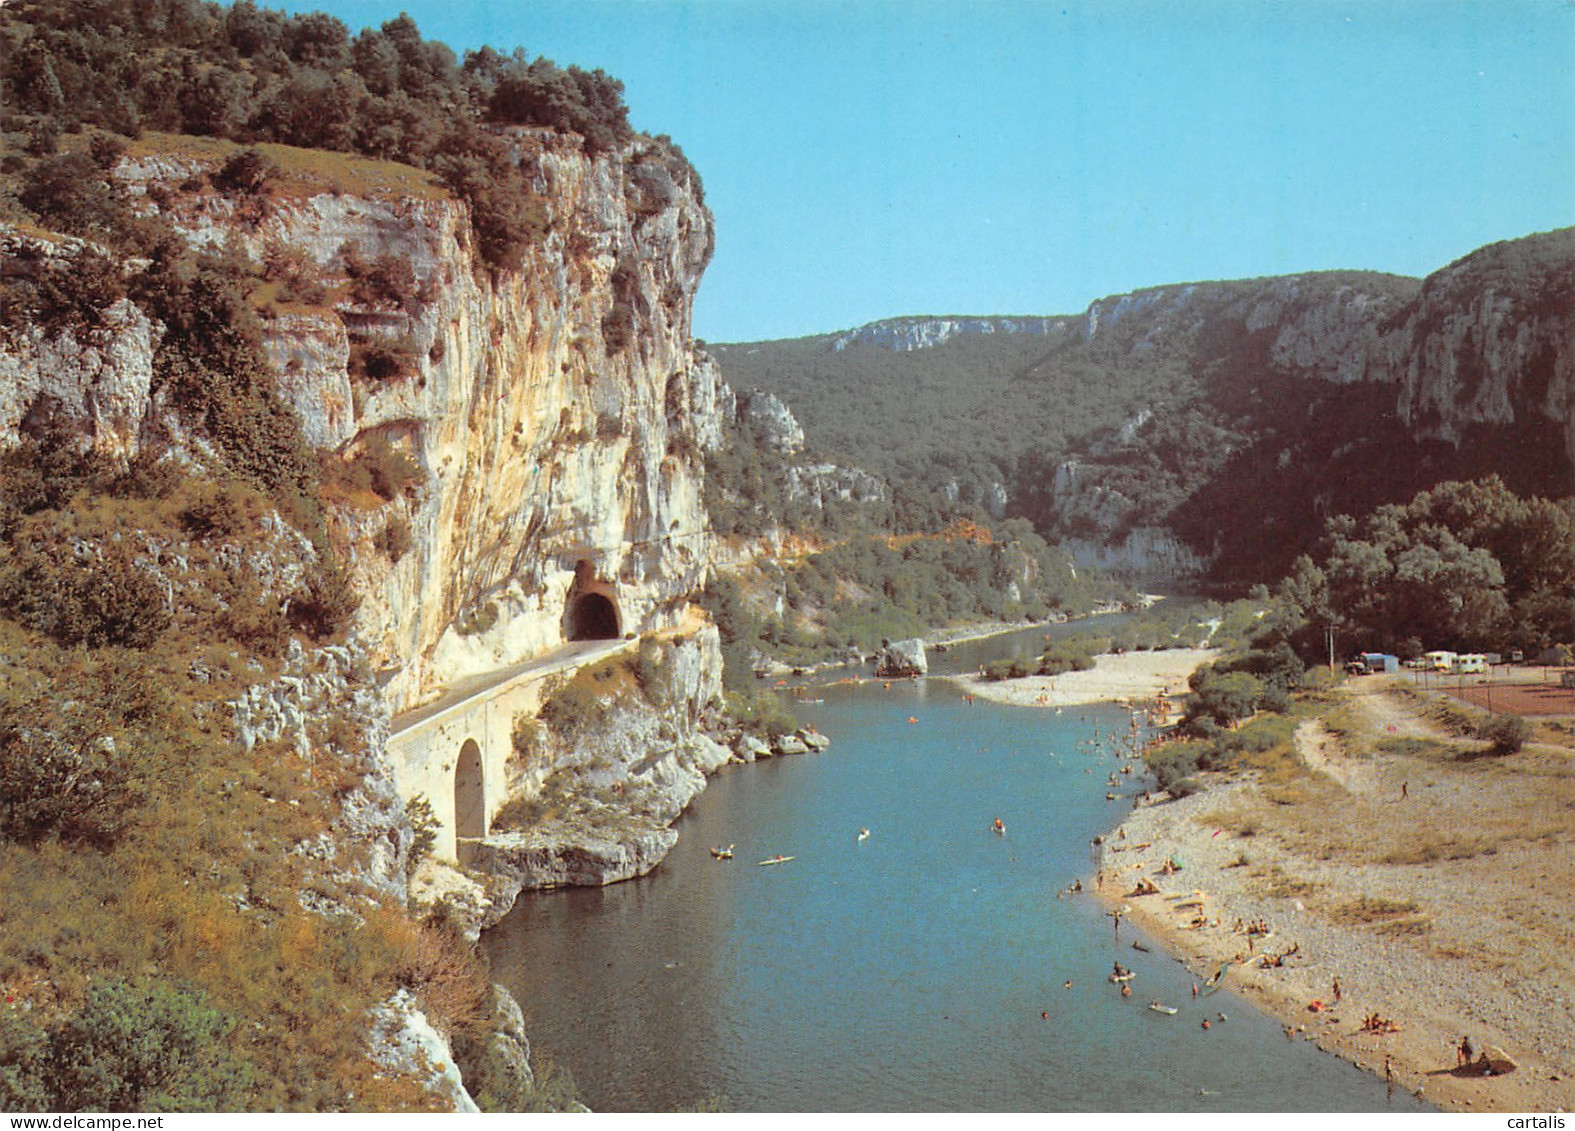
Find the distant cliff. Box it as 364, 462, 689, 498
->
831, 314, 1071, 352
716, 230, 1575, 584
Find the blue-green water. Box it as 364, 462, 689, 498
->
484, 646, 1425, 1112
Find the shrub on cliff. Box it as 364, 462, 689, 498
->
210, 146, 277, 195
286, 559, 359, 641
349, 332, 421, 383
0, 682, 149, 849
343, 246, 421, 309
0, 539, 171, 650
1, 978, 256, 1112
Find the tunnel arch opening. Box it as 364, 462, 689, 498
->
568, 591, 621, 640
454, 738, 485, 862
563, 560, 623, 641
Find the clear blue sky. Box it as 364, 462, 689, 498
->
273, 0, 1575, 342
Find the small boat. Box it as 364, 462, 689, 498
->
1105, 792, 1118, 801
991, 818, 1006, 835
1109, 972, 1135, 984
709, 844, 734, 860
758, 855, 795, 866
1148, 1003, 1178, 1015
857, 827, 870, 842
1131, 942, 1150, 953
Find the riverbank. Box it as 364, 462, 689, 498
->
949, 647, 1217, 707
1091, 679, 1575, 1112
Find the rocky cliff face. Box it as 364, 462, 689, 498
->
831, 314, 1071, 352
59, 131, 724, 711
1364, 229, 1575, 467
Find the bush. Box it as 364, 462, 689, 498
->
1476, 714, 1532, 756
0, 1009, 51, 1110
211, 147, 277, 195
179, 486, 248, 539
405, 794, 438, 877
43, 979, 255, 1112
1182, 669, 1264, 730
343, 246, 420, 308
724, 689, 799, 739
377, 514, 413, 561
0, 540, 171, 649
286, 560, 359, 641
0, 709, 144, 849
349, 333, 420, 382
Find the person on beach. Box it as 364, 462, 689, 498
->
1401, 781, 1408, 800
1332, 976, 1342, 1003
1458, 1035, 1473, 1067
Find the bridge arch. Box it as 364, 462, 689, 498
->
563, 559, 622, 641
454, 737, 485, 862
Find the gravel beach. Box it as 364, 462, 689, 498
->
949, 648, 1219, 708
1089, 680, 1575, 1113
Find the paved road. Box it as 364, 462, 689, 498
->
390, 636, 634, 736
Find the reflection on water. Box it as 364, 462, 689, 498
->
485, 667, 1426, 1112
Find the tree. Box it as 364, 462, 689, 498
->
1184, 670, 1263, 729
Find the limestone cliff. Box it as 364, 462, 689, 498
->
831, 314, 1071, 352
1364, 228, 1575, 467
82, 130, 720, 711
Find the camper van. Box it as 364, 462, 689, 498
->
1455, 654, 1488, 674
1424, 650, 1457, 672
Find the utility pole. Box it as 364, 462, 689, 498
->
1325, 623, 1336, 673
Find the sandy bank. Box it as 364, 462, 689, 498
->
1089, 683, 1575, 1112
949, 648, 1217, 708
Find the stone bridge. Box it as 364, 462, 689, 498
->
387, 635, 635, 864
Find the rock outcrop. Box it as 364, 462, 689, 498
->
832, 314, 1071, 352
370, 990, 480, 1113
737, 390, 805, 453
875, 637, 928, 677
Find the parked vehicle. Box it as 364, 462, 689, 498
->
1455, 654, 1487, 674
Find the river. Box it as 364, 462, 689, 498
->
483, 624, 1426, 1112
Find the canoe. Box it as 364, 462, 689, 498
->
1109, 973, 1135, 983
758, 856, 795, 866
1148, 1004, 1178, 1015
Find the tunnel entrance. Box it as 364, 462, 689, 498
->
563, 560, 623, 641
567, 592, 621, 640
454, 738, 485, 863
